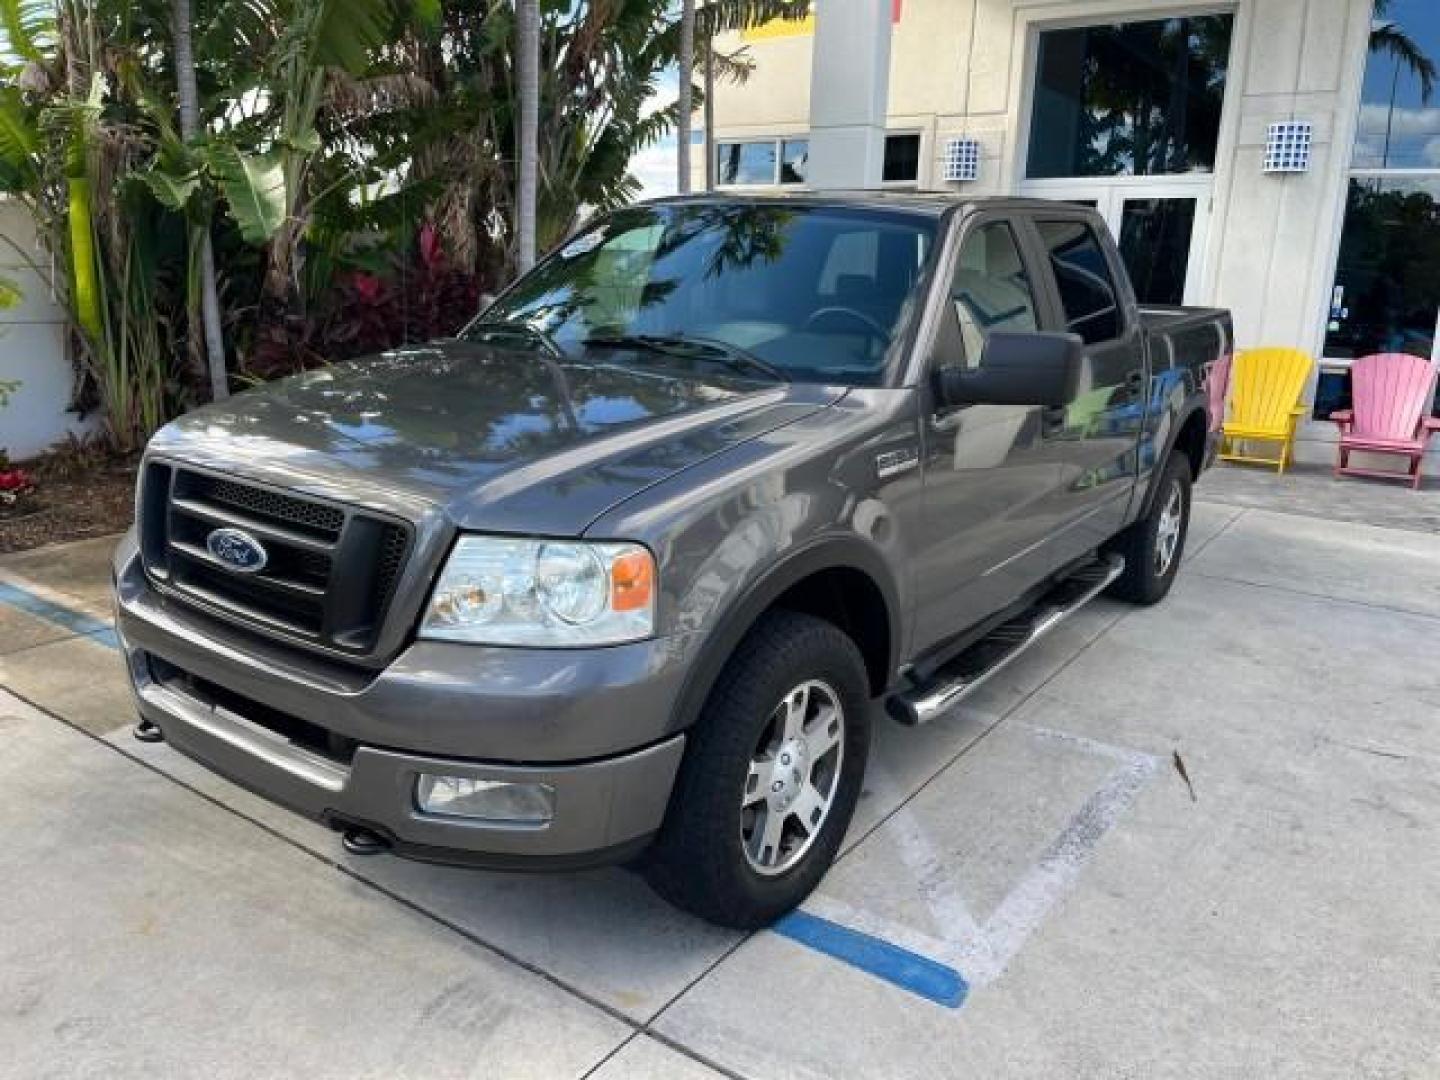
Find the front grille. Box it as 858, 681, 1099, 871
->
198, 476, 345, 540
139, 463, 413, 656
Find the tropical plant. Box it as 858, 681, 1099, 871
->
169, 0, 227, 400
0, 0, 814, 457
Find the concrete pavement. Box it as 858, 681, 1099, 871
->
1, 479, 1438, 1078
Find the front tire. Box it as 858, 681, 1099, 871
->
643, 611, 870, 929
1105, 454, 1192, 605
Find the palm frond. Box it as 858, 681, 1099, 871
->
325, 69, 437, 117
698, 0, 811, 38
0, 86, 39, 175
309, 0, 395, 75
0, 0, 55, 64
1371, 22, 1437, 103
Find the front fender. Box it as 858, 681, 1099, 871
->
668, 535, 903, 734
586, 387, 923, 737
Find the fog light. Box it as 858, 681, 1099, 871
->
415, 775, 555, 824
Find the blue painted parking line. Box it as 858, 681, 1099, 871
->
0, 581, 119, 651
773, 909, 969, 1008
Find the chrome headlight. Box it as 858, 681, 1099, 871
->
420, 536, 656, 646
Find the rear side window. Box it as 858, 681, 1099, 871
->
1036, 220, 1122, 344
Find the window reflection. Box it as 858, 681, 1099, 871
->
717, 142, 777, 185
1327, 2, 1440, 363
1027, 16, 1233, 179
1325, 177, 1440, 360
481, 204, 937, 386
1117, 198, 1195, 306
1354, 0, 1440, 169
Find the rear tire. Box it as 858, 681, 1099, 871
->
643, 610, 870, 929
1105, 454, 1192, 605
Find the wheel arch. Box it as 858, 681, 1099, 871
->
1142, 401, 1208, 518
671, 538, 902, 735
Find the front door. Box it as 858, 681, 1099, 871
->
1021, 177, 1211, 307
913, 215, 1066, 655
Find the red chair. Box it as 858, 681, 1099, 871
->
1330, 353, 1440, 489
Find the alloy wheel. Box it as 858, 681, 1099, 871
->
1155, 480, 1184, 577
740, 679, 845, 876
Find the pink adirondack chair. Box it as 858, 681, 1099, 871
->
1204, 352, 1232, 434
1330, 353, 1440, 489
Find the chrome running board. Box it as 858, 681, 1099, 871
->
888, 554, 1125, 726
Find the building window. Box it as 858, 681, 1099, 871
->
1026, 16, 1234, 179
717, 138, 807, 186
883, 133, 921, 184
780, 139, 809, 184
1326, 1, 1440, 367
717, 141, 776, 185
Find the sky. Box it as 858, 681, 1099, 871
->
630, 68, 682, 200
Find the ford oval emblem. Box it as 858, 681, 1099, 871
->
206, 527, 268, 573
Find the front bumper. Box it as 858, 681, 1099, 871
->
113, 534, 687, 867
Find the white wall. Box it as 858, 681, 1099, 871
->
0, 200, 93, 461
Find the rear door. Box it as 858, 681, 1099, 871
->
1025, 213, 1147, 566
912, 212, 1067, 655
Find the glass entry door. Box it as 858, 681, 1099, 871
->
1019, 13, 1233, 308
1021, 178, 1210, 307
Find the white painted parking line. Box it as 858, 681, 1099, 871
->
787, 725, 1158, 1001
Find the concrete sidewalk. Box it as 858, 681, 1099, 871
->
2, 482, 1438, 1078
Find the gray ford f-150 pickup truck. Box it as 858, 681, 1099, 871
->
114, 194, 1231, 928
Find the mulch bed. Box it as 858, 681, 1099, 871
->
0, 453, 137, 555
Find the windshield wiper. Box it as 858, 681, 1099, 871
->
582, 333, 789, 383
466, 320, 566, 359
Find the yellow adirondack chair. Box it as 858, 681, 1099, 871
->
1219, 347, 1314, 474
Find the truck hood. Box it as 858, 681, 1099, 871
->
147, 340, 841, 535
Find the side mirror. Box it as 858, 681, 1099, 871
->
934, 331, 1084, 409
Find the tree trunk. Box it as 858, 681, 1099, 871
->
171, 0, 229, 401
677, 0, 695, 194
703, 6, 715, 192
516, 0, 540, 274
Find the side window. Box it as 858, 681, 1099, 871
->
1036, 220, 1122, 344
945, 222, 1040, 370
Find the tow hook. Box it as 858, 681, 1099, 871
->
132, 718, 164, 744
341, 827, 390, 856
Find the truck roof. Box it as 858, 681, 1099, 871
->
640, 191, 1077, 219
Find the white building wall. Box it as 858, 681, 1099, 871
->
0, 200, 91, 461
706, 0, 1392, 463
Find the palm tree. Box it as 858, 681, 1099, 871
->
676, 0, 695, 194
703, 12, 715, 191
170, 0, 229, 401
516, 0, 539, 273
1371, 0, 1436, 103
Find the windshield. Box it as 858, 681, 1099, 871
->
471, 203, 938, 386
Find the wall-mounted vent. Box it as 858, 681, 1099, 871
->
942, 137, 981, 183
1263, 121, 1312, 174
